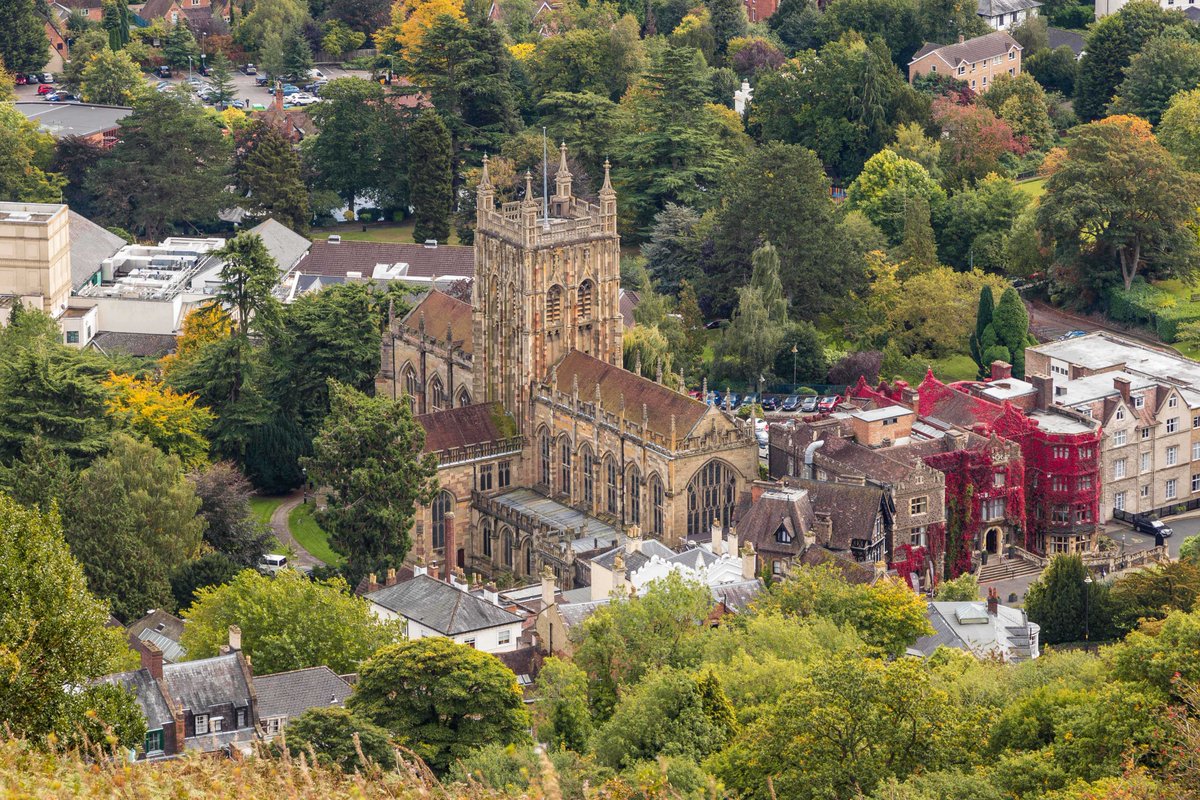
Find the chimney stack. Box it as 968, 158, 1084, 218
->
727, 524, 739, 561
1114, 376, 1132, 405
987, 587, 999, 617
710, 520, 724, 556
443, 511, 456, 581
741, 542, 756, 580
541, 565, 556, 608
141, 641, 164, 681
990, 361, 1012, 381
484, 581, 500, 606
385, 567, 397, 587
1029, 374, 1053, 411
413, 559, 427, 578
612, 554, 627, 595
366, 572, 380, 592
625, 525, 642, 554
452, 567, 468, 591
228, 625, 241, 652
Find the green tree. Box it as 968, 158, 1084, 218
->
935, 572, 980, 601
0, 0, 51, 74
305, 77, 395, 209
753, 565, 934, 657
278, 27, 314, 83
302, 380, 438, 583
1110, 30, 1200, 126
0, 105, 66, 203
214, 231, 281, 340
887, 121, 943, 181
939, 174, 1029, 273
281, 707, 400, 771
774, 321, 828, 385
846, 149, 946, 244
348, 638, 532, 774
982, 72, 1055, 151
533, 657, 593, 752
189, 461, 274, 566
932, 98, 1026, 189
63, 434, 205, 621
181, 569, 398, 674
0, 494, 143, 747
207, 51, 237, 106
408, 109, 454, 244
641, 204, 704, 297
1182, 533, 1200, 564
101, 0, 131, 50
1157, 88, 1200, 170
986, 286, 1033, 377
163, 20, 200, 69
1025, 45, 1077, 96
1075, 0, 1190, 121
1024, 554, 1111, 644
712, 242, 790, 383
321, 20, 366, 58
87, 92, 231, 239
1108, 560, 1200, 634
1109, 608, 1200, 693
819, 0, 923, 66
1038, 115, 1200, 293
895, 194, 937, 273
706, 0, 747, 58
594, 667, 735, 769
169, 552, 239, 611
79, 47, 144, 106
970, 285, 995, 378
235, 120, 310, 231
614, 43, 736, 234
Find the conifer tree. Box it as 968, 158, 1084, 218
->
163, 20, 199, 68
279, 28, 314, 84
0, 0, 50, 75
970, 286, 994, 378
706, 0, 748, 59
207, 51, 236, 106
236, 120, 310, 232
896, 194, 937, 275
408, 109, 454, 245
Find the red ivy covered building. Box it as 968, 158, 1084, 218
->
850, 362, 1102, 583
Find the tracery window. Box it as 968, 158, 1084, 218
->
686, 460, 737, 537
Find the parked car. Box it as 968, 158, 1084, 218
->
243, 63, 258, 75
255, 75, 269, 86
760, 395, 778, 411
308, 68, 327, 81
288, 92, 319, 106
817, 396, 841, 413
43, 92, 63, 102
740, 392, 759, 409
36, 83, 55, 95
155, 65, 172, 78
281, 84, 300, 95
722, 393, 740, 410
258, 553, 289, 574
801, 396, 819, 413
41, 73, 55, 83
13, 73, 28, 85
1132, 515, 1173, 538
780, 395, 801, 412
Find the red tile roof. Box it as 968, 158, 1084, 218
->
299, 241, 474, 281
401, 290, 474, 355
551, 351, 710, 439
416, 402, 517, 453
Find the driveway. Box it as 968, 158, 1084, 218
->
269, 490, 325, 569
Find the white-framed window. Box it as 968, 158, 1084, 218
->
1009, 50, 1016, 59
772, 560, 784, 575
1194, 414, 1200, 428
993, 472, 1005, 487
1114, 458, 1127, 479
463, 638, 476, 648
264, 717, 283, 736
958, 65, 966, 75
910, 496, 928, 515
930, 64, 937, 72
982, 75, 988, 86
236, 708, 247, 728
1169, 395, 1179, 408
194, 714, 209, 735
1074, 507, 1091, 523
1193, 442, 1200, 461
211, 717, 224, 733
1193, 474, 1200, 493
1141, 484, 1151, 498
1168, 417, 1180, 433
1079, 475, 1093, 490
1168, 446, 1180, 466
498, 629, 511, 645
1115, 491, 1126, 511
971, 79, 977, 89
1051, 505, 1069, 523
1135, 395, 1145, 408
1167, 479, 1178, 500
1116, 408, 1125, 421
1053, 446, 1070, 459
982, 497, 1006, 520
775, 525, 793, 544
1142, 427, 1152, 440
1113, 430, 1127, 446
911, 527, 927, 547
1141, 453, 1151, 472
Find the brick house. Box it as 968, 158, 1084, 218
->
908, 31, 1022, 92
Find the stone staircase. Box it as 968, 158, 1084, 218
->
978, 556, 1044, 584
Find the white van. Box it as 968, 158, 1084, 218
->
259, 553, 289, 574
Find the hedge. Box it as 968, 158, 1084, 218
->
1107, 279, 1200, 343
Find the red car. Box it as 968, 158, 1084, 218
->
817, 396, 842, 413
36, 84, 55, 95
14, 73, 28, 85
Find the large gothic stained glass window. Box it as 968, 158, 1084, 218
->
686, 460, 737, 537
431, 490, 453, 549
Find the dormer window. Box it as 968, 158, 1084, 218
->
775, 525, 793, 544
1134, 395, 1145, 408
1169, 395, 1179, 408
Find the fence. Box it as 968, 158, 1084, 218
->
314, 48, 377, 64
1112, 497, 1200, 523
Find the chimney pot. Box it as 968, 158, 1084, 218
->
540, 565, 556, 608
140, 641, 164, 681
228, 624, 241, 652
386, 567, 397, 587
986, 587, 999, 616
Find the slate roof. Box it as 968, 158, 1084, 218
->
127, 609, 187, 662
798, 546, 877, 584
416, 402, 517, 453
165, 653, 253, 715
910, 31, 1021, 66
977, 0, 1041, 17
712, 579, 763, 613
551, 350, 712, 439
786, 478, 887, 551
366, 574, 523, 635
87, 331, 179, 358
909, 602, 1039, 661
592, 539, 675, 572
1047, 27, 1085, 56
736, 486, 814, 557
15, 101, 131, 139
68, 211, 125, 290
299, 241, 474, 281
254, 666, 352, 721
99, 669, 174, 731
557, 597, 610, 629
401, 290, 474, 353
619, 289, 640, 328
489, 489, 623, 553
246, 218, 311, 275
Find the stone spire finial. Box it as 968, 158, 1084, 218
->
523, 170, 535, 205
656, 358, 663, 384
601, 159, 614, 196
446, 321, 453, 345
642, 404, 649, 429
419, 311, 426, 334
670, 414, 677, 448
572, 373, 579, 400
387, 297, 395, 328
480, 153, 492, 188
558, 142, 571, 175
554, 142, 573, 200
634, 349, 642, 377
594, 382, 602, 406
701, 376, 708, 399
677, 369, 686, 393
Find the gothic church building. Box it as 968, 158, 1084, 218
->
377, 146, 758, 588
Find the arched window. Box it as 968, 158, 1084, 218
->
546, 285, 563, 326
627, 464, 642, 526
577, 279, 594, 321
687, 460, 738, 538
502, 527, 513, 567
431, 490, 453, 550
605, 455, 618, 514
456, 387, 471, 407
525, 541, 534, 575
430, 376, 446, 410
402, 364, 419, 400
649, 473, 664, 536
538, 428, 552, 487
581, 445, 595, 508
482, 520, 493, 558
559, 436, 573, 497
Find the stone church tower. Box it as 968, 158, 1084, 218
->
471, 145, 624, 426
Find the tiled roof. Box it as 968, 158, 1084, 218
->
736, 487, 814, 556
977, 0, 1041, 17
246, 218, 311, 274
1047, 27, 1084, 56
87, 331, 179, 358
910, 31, 1021, 66
787, 477, 886, 551
619, 289, 640, 328
126, 609, 184, 642
551, 350, 711, 439
366, 574, 522, 635
68, 211, 125, 290
416, 402, 517, 453
164, 653, 253, 715
98, 668, 174, 731
139, 0, 177, 19
798, 547, 876, 584
299, 241, 474, 281
401, 290, 474, 354
254, 666, 352, 721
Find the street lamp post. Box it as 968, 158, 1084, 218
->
188, 55, 193, 81
1083, 572, 1093, 651
791, 344, 798, 388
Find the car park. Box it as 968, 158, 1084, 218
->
41, 73, 55, 83
780, 395, 801, 412
1132, 515, 1173, 538
801, 396, 819, 413
36, 83, 55, 95
243, 63, 258, 75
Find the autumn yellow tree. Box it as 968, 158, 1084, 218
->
103, 372, 215, 468
160, 304, 233, 377
377, 0, 465, 56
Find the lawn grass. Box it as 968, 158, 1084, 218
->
895, 353, 980, 385
288, 502, 345, 566
1015, 177, 1046, 199
311, 220, 461, 245
249, 496, 284, 527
